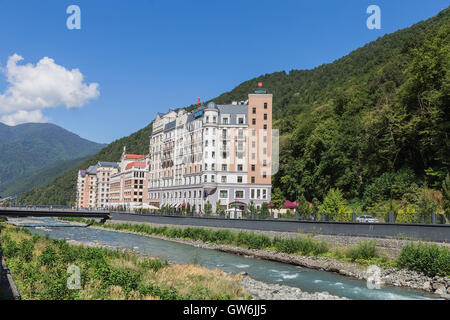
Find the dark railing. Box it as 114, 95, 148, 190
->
109, 208, 448, 225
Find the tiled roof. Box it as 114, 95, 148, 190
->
125, 161, 146, 170
125, 154, 145, 159
217, 104, 248, 125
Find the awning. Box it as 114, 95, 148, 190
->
136, 203, 159, 210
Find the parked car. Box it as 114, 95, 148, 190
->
357, 215, 379, 223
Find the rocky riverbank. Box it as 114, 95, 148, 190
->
241, 276, 347, 300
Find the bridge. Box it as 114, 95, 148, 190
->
0, 206, 111, 221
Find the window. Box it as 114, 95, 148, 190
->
211, 175, 215, 182
223, 117, 229, 125
263, 171, 267, 179
220, 190, 228, 198
264, 102, 268, 109
235, 190, 244, 199
237, 176, 243, 183
251, 189, 255, 199
252, 141, 256, 148
252, 107, 256, 114
263, 124, 267, 130
251, 176, 255, 184
221, 176, 227, 183
264, 113, 267, 120
263, 189, 267, 199
222, 164, 227, 171
237, 164, 243, 171
252, 118, 256, 125
251, 164, 255, 171
238, 117, 244, 124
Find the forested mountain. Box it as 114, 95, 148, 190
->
0, 123, 105, 197
0, 156, 90, 197
19, 8, 449, 215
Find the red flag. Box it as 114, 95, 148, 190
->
197, 97, 200, 105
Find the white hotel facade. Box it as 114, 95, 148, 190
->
148, 90, 273, 213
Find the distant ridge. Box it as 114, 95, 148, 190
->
0, 122, 105, 196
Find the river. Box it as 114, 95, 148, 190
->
8, 217, 439, 300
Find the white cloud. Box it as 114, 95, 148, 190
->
1, 110, 49, 125
0, 54, 99, 125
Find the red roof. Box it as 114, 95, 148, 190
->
284, 200, 298, 208
125, 161, 146, 170
125, 154, 145, 159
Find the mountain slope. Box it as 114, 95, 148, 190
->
0, 122, 105, 195
19, 8, 450, 207
0, 156, 91, 197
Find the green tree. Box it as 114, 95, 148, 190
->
442, 174, 450, 220
320, 188, 346, 221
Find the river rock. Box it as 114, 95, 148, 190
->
422, 281, 432, 291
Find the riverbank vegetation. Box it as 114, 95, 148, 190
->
0, 223, 249, 300
61, 219, 449, 277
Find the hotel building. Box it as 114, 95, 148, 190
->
109, 147, 149, 210
76, 161, 119, 209
148, 90, 273, 213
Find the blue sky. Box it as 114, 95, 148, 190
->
0, 0, 448, 143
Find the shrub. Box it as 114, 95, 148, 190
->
138, 258, 168, 272
336, 206, 352, 222
273, 237, 329, 255
109, 268, 140, 292
346, 240, 379, 261
2, 239, 19, 258
396, 206, 417, 223
397, 243, 450, 277
38, 245, 58, 268
19, 239, 34, 262
320, 188, 346, 221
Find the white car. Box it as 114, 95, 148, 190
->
357, 215, 379, 223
